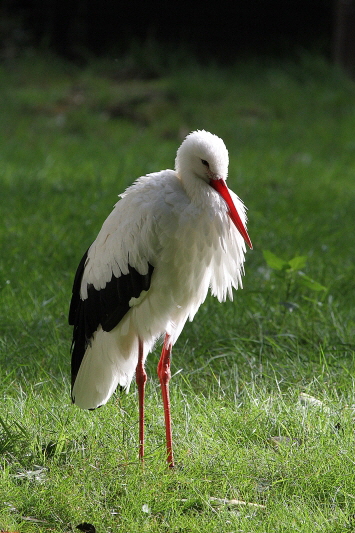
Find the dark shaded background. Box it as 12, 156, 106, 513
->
26, 0, 333, 57
1, 0, 355, 75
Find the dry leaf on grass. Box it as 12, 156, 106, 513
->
269, 436, 302, 449
209, 497, 266, 509
299, 393, 324, 408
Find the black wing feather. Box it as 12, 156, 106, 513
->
69, 249, 154, 389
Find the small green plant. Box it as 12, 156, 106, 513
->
263, 250, 327, 306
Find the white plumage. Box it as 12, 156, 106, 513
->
69, 130, 252, 466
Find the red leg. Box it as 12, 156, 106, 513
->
157, 333, 175, 468
135, 338, 147, 463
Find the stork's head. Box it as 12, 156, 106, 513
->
175, 130, 252, 249
175, 130, 229, 184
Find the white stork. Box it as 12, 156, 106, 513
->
69, 130, 252, 467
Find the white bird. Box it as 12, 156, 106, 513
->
69, 130, 252, 467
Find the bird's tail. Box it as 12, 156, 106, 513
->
71, 320, 155, 410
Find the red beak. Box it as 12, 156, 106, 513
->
210, 178, 253, 249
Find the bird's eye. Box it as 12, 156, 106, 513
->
201, 159, 209, 167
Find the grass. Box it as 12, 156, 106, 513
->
0, 48, 355, 532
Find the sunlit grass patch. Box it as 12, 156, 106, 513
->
0, 50, 354, 531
